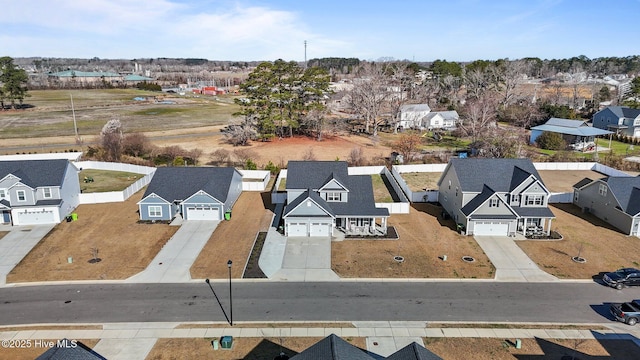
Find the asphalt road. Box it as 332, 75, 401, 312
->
2, 282, 640, 326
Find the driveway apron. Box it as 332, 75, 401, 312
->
272, 236, 339, 281
0, 225, 54, 286
126, 221, 219, 283
474, 236, 558, 282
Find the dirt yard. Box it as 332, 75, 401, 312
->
517, 203, 640, 279
190, 192, 274, 279
7, 191, 177, 282
332, 203, 495, 279
538, 170, 606, 192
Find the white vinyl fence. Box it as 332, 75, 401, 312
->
239, 170, 271, 191
75, 161, 156, 204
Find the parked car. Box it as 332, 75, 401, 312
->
610, 300, 640, 326
602, 268, 640, 289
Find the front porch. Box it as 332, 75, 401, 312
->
336, 216, 388, 236
517, 217, 554, 239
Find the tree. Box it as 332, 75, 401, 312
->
631, 77, 640, 97
122, 133, 150, 157
458, 92, 498, 142
347, 62, 390, 136
536, 131, 566, 150
0, 56, 29, 110
598, 85, 611, 102
100, 119, 124, 161
392, 132, 422, 163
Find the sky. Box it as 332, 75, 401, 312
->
2, 0, 640, 62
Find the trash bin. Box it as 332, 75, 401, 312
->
67, 257, 73, 264
71, 213, 78, 221
220, 336, 233, 349
66, 215, 72, 222
224, 211, 231, 220
211, 339, 219, 350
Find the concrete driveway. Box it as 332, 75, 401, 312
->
126, 221, 219, 283
0, 224, 55, 286
474, 236, 558, 282
271, 236, 339, 281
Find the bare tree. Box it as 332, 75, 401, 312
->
122, 132, 150, 157
302, 147, 317, 161
223, 122, 257, 146
497, 59, 526, 108
347, 147, 366, 166
459, 92, 498, 143
392, 132, 422, 163
347, 62, 390, 136
301, 108, 328, 141
210, 148, 230, 165
100, 119, 123, 161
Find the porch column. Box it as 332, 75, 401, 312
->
546, 218, 553, 235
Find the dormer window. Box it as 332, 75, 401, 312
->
326, 192, 341, 202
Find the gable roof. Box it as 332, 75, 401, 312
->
36, 339, 106, 360
443, 158, 545, 193
603, 106, 640, 119
290, 334, 374, 360
424, 110, 459, 121
286, 161, 349, 190
386, 342, 443, 360
283, 189, 336, 218
531, 118, 612, 137
0, 159, 71, 188
141, 167, 239, 203
400, 103, 431, 113
573, 177, 594, 189
602, 176, 640, 215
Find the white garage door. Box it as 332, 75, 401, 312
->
288, 222, 308, 236
186, 207, 219, 220
309, 222, 331, 237
16, 210, 56, 225
473, 221, 509, 236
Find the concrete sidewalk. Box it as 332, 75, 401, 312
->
1, 321, 639, 359
126, 221, 219, 283
474, 236, 559, 282
0, 224, 54, 286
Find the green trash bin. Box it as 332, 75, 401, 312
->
224, 211, 231, 220
71, 213, 78, 221
220, 336, 233, 349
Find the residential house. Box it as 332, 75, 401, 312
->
438, 158, 555, 237
137, 167, 242, 222
592, 106, 640, 138
422, 110, 459, 130
572, 175, 640, 237
290, 334, 442, 360
0, 159, 80, 226
37, 339, 106, 360
283, 161, 389, 237
529, 118, 612, 149
398, 104, 431, 130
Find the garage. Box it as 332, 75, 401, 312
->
185, 206, 219, 221
473, 221, 509, 236
287, 222, 308, 237
309, 222, 331, 237
15, 209, 56, 225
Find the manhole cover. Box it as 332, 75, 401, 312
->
462, 256, 476, 262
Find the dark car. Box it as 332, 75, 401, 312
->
603, 268, 640, 289
610, 300, 640, 326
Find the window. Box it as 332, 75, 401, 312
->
148, 206, 162, 217
0, 189, 5, 199
525, 195, 543, 206
455, 187, 458, 197
599, 184, 607, 197
43, 188, 52, 198
489, 198, 499, 207
574, 192, 579, 202
448, 180, 451, 189
510, 194, 519, 203
17, 190, 26, 202
326, 192, 341, 202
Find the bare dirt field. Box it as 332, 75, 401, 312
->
517, 203, 640, 279
7, 191, 178, 282
332, 203, 495, 279
190, 191, 274, 279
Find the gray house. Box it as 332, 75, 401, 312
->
573, 176, 640, 237
137, 167, 242, 221
0, 159, 80, 226
592, 106, 640, 138
529, 118, 612, 147
283, 161, 389, 237
438, 158, 555, 237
